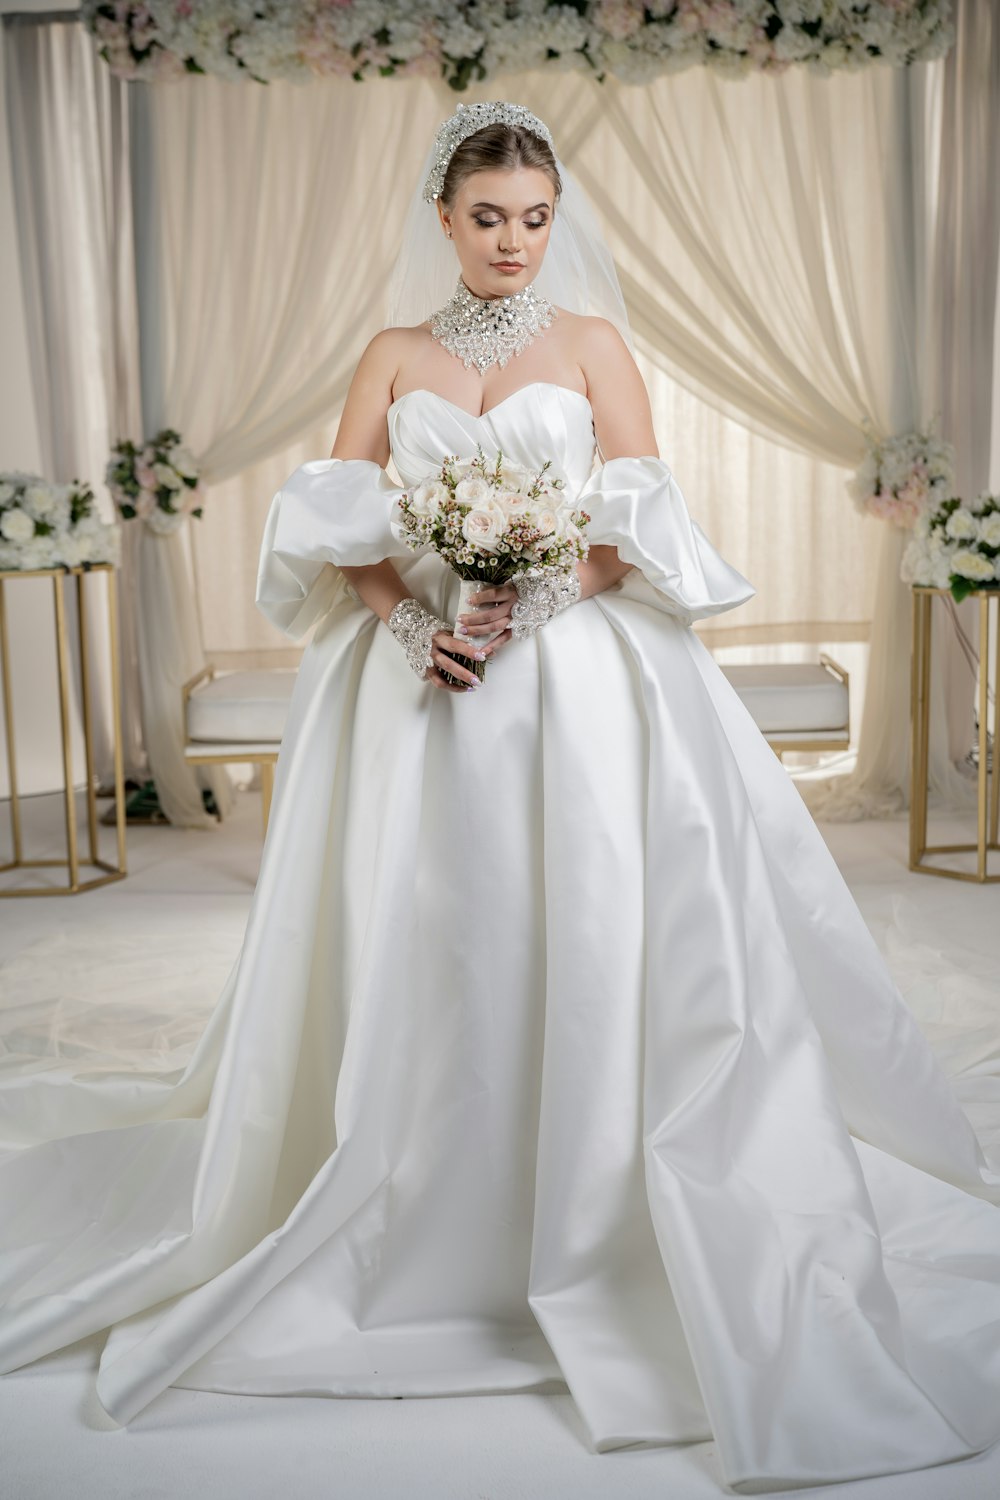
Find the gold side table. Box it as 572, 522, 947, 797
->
0, 562, 127, 895
909, 585, 998, 882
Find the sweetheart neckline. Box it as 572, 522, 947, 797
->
388, 382, 593, 423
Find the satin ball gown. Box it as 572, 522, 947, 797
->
2, 383, 999, 1495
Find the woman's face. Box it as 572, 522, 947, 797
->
437, 167, 555, 300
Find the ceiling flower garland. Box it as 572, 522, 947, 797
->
83, 2, 954, 89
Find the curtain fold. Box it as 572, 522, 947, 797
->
8, 17, 997, 828
3, 15, 147, 794
537, 57, 992, 820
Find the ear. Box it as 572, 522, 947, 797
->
435, 199, 453, 240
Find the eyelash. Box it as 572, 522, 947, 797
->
473, 217, 548, 230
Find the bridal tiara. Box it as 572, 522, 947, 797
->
422, 101, 556, 203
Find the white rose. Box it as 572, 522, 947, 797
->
454, 475, 492, 506
22, 484, 55, 517
0, 507, 35, 543
19, 535, 57, 569
56, 533, 86, 567
945, 508, 977, 540
170, 445, 199, 479
496, 489, 531, 516
931, 555, 953, 589
145, 505, 183, 535
409, 479, 448, 518
900, 539, 934, 586
976, 513, 1000, 547
0, 483, 14, 504
153, 462, 183, 490
461, 502, 508, 554
531, 508, 558, 535
553, 506, 582, 540
498, 463, 533, 491
950, 549, 994, 582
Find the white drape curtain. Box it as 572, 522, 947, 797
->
3, 15, 146, 793
3, 15, 232, 829
150, 45, 996, 822
7, 8, 997, 826
506, 55, 993, 819
122, 78, 458, 822
184, 71, 877, 666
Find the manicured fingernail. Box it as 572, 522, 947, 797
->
475, 651, 487, 661
456, 624, 468, 635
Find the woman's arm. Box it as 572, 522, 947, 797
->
331, 330, 415, 627
576, 318, 658, 600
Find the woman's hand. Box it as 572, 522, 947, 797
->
426, 627, 490, 692
455, 582, 518, 654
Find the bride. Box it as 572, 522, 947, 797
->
2, 100, 1000, 1497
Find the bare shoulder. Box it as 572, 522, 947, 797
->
553, 310, 631, 365
333, 326, 427, 463
356, 324, 427, 381
554, 312, 657, 461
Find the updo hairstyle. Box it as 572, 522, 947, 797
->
439, 124, 563, 210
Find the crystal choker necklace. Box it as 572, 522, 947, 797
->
429, 279, 555, 374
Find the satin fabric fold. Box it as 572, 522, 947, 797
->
2, 383, 999, 1495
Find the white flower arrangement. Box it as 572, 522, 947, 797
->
81, 1, 955, 89
847, 427, 955, 528
901, 492, 1000, 602
106, 427, 204, 537
393, 445, 590, 682
0, 473, 120, 574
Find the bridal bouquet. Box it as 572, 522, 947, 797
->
0, 472, 120, 573
848, 427, 954, 528
393, 447, 591, 684
900, 491, 1000, 602
106, 428, 203, 536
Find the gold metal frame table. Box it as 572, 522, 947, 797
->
0, 561, 127, 896
909, 584, 998, 882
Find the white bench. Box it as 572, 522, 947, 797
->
719, 653, 850, 758
182, 666, 297, 834
181, 653, 850, 836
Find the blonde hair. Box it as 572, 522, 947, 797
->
439, 124, 562, 209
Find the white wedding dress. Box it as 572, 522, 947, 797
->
2, 383, 1000, 1494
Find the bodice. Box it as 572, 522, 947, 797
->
256, 385, 756, 640
387, 382, 598, 493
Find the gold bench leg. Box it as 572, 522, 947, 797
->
260, 761, 275, 837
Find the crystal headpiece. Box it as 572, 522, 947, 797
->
422, 101, 556, 203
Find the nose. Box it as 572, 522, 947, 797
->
498, 224, 521, 256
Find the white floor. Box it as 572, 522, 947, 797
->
1, 784, 999, 1500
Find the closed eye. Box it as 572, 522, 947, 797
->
473, 216, 549, 230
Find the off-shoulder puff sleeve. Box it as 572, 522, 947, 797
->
255, 459, 411, 640
579, 456, 756, 627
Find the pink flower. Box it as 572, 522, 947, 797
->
136, 462, 157, 491
595, 0, 644, 41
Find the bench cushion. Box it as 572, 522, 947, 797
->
719, 663, 849, 734
186, 669, 296, 744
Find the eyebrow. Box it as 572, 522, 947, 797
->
469, 201, 552, 213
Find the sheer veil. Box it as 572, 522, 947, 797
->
385, 114, 635, 354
